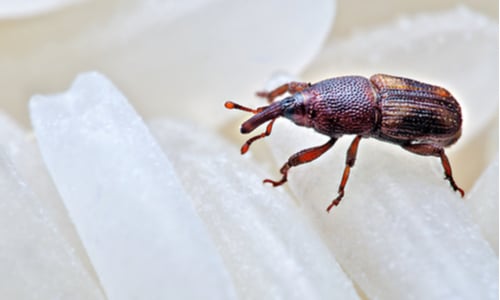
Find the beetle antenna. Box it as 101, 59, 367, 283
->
224, 101, 264, 114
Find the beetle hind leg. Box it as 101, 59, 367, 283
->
402, 143, 464, 197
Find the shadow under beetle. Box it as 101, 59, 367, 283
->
225, 74, 464, 212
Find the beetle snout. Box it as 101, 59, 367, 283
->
240, 101, 285, 133
240, 123, 254, 134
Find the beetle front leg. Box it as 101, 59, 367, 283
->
264, 138, 337, 187
240, 119, 276, 154
256, 82, 310, 103
327, 135, 362, 213
402, 143, 464, 197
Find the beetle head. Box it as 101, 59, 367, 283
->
225, 95, 309, 154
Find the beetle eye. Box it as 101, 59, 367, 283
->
283, 101, 304, 117
280, 97, 295, 109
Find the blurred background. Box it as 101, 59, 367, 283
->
0, 1, 497, 299
331, 0, 497, 38
0, 0, 497, 127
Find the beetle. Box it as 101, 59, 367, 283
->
225, 74, 464, 212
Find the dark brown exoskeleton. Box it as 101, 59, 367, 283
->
225, 74, 464, 212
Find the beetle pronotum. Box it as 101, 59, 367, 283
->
225, 74, 464, 212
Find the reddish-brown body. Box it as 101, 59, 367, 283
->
225, 74, 464, 212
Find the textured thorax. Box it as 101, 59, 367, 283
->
304, 76, 378, 137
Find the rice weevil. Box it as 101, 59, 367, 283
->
225, 74, 464, 212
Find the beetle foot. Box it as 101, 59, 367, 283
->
326, 199, 340, 213
445, 175, 465, 197
263, 177, 287, 187
326, 191, 344, 213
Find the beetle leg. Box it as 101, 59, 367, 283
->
327, 135, 362, 212
240, 119, 276, 154
256, 82, 310, 103
264, 138, 337, 187
401, 143, 464, 197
